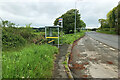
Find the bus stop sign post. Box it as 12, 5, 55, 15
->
59, 18, 63, 28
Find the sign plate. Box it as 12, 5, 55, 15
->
59, 18, 62, 22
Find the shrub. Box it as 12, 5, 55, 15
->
2, 27, 26, 50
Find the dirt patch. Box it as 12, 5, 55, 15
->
70, 63, 85, 70
107, 61, 113, 64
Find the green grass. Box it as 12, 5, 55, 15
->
49, 31, 85, 45
60, 31, 85, 44
2, 44, 58, 78
96, 30, 117, 35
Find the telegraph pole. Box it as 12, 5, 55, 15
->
75, 1, 77, 34
75, 0, 83, 34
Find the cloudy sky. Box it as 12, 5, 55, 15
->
0, 0, 119, 28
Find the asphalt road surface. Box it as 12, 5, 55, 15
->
86, 31, 120, 50
69, 33, 119, 78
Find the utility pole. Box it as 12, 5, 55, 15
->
75, 1, 77, 34
75, 0, 83, 34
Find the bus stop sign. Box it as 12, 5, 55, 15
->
59, 18, 62, 22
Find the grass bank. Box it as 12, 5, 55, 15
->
2, 44, 58, 78
61, 30, 85, 44
96, 30, 117, 35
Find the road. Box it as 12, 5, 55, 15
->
86, 31, 120, 50
69, 32, 119, 78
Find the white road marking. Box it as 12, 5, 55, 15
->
109, 48, 115, 51
100, 43, 102, 44
103, 45, 107, 47
90, 37, 93, 40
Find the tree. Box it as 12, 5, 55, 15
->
107, 7, 117, 31
117, 2, 120, 35
54, 9, 86, 34
1, 20, 15, 27
98, 19, 107, 29
98, 3, 120, 35
80, 20, 86, 28
3, 20, 8, 27
26, 23, 32, 28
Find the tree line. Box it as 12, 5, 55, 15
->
98, 3, 120, 35
54, 9, 86, 34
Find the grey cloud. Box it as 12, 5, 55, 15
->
0, 0, 119, 28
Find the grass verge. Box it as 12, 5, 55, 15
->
2, 44, 58, 78
96, 30, 117, 35
60, 31, 85, 44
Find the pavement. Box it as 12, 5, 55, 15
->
53, 44, 69, 79
69, 33, 119, 78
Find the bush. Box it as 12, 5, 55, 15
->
2, 27, 26, 50
18, 28, 35, 41
32, 34, 46, 45
2, 27, 41, 50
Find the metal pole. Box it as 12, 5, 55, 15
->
58, 27, 59, 48
60, 19, 63, 45
45, 27, 46, 39
75, 1, 76, 34
61, 18, 63, 28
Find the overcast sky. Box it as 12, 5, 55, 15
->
0, 0, 119, 28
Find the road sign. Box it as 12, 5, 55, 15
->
59, 18, 62, 22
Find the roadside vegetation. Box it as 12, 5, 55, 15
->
2, 44, 58, 78
53, 9, 86, 44
1, 21, 58, 78
1, 8, 86, 79
54, 9, 86, 34
61, 30, 85, 44
96, 29, 117, 35
97, 3, 120, 35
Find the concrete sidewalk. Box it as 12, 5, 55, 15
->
53, 44, 69, 78
69, 35, 118, 78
